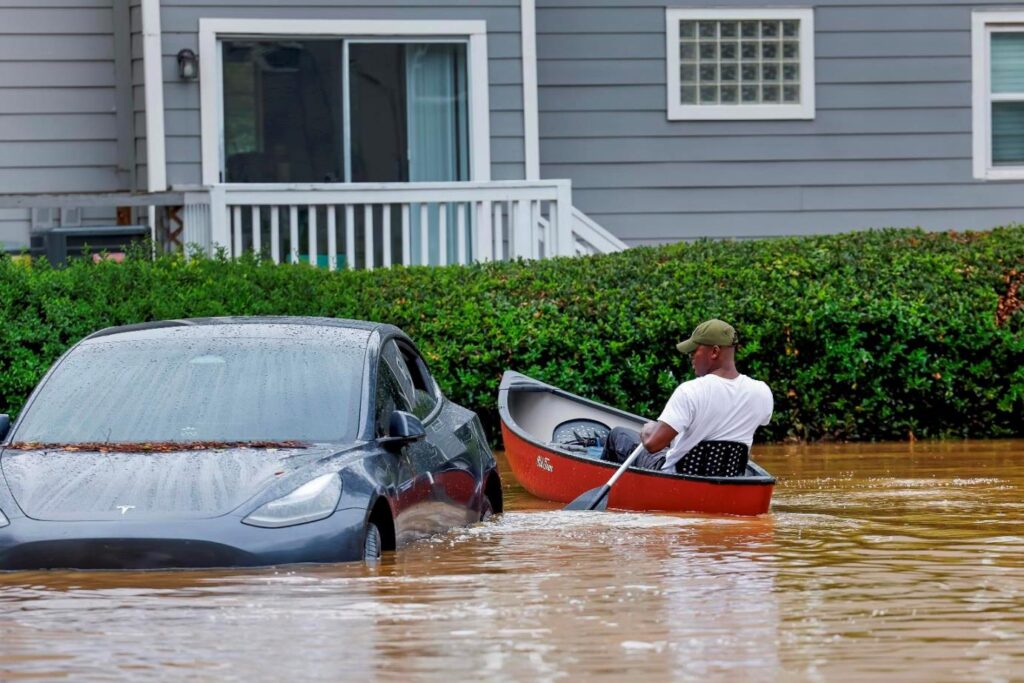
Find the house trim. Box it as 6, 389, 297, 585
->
972, 11, 1024, 180
142, 0, 167, 191
665, 7, 815, 121
197, 18, 492, 186
521, 0, 540, 180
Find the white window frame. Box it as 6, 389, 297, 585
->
972, 11, 1024, 180
665, 8, 815, 121
198, 19, 491, 186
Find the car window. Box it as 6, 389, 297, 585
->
13, 336, 365, 443
375, 355, 412, 438
380, 341, 415, 407
398, 346, 439, 420
378, 340, 439, 422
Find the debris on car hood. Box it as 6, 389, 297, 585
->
4, 441, 308, 453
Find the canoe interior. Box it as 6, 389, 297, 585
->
507, 389, 642, 441
505, 384, 767, 479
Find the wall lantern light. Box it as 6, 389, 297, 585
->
177, 48, 198, 80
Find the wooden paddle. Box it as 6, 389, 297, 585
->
565, 442, 648, 511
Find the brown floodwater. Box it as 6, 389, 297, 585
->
2, 441, 1023, 681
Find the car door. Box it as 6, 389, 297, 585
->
374, 345, 440, 544
393, 342, 479, 527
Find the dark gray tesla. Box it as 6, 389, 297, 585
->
0, 317, 502, 570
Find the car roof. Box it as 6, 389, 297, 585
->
83, 316, 390, 343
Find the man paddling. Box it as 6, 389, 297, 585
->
601, 319, 773, 475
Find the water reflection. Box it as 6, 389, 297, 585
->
2, 441, 1024, 680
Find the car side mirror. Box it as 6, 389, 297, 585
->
380, 410, 426, 449
0, 415, 9, 442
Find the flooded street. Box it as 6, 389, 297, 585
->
2, 441, 1023, 681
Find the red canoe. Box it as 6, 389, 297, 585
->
498, 371, 775, 515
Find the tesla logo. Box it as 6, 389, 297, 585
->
536, 456, 553, 473
116, 505, 136, 515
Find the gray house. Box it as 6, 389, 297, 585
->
1, 1, 1022, 266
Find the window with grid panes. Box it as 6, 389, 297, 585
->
666, 9, 814, 120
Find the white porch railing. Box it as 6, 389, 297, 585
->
181, 180, 624, 269
570, 207, 628, 256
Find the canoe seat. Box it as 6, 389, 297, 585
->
550, 418, 610, 447
675, 441, 748, 477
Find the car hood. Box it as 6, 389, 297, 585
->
0, 444, 355, 521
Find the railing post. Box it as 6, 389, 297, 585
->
208, 185, 229, 256
530, 200, 541, 259
382, 204, 392, 268
475, 200, 493, 262
327, 205, 338, 271
307, 205, 318, 266
232, 206, 242, 258
364, 204, 375, 270
456, 203, 467, 265
401, 204, 411, 266
438, 203, 448, 265
289, 205, 299, 264
555, 179, 573, 257
182, 190, 211, 259
419, 203, 429, 266
513, 199, 531, 259
251, 206, 261, 256
345, 204, 356, 270
270, 207, 280, 264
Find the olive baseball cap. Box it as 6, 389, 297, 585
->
676, 319, 738, 354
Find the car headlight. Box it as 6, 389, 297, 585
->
0, 509, 8, 529
242, 473, 342, 528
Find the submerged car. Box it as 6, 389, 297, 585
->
0, 317, 502, 570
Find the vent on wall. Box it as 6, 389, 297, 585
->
31, 208, 58, 230
31, 207, 83, 229
61, 207, 82, 227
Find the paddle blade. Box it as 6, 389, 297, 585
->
565, 485, 610, 511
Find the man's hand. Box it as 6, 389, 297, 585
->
640, 420, 678, 453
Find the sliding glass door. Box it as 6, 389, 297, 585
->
221, 39, 469, 184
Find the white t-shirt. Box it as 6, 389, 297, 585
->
656, 374, 773, 472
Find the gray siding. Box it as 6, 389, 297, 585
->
536, 0, 1024, 244
9, 0, 1020, 251
155, 0, 525, 187
0, 0, 127, 248
131, 0, 146, 191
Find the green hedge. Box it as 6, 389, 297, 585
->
2, 226, 1023, 443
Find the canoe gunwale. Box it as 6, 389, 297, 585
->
498, 371, 776, 487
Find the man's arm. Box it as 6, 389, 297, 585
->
640, 420, 678, 453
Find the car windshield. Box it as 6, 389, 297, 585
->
13, 335, 365, 444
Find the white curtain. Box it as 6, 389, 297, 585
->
406, 44, 469, 264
